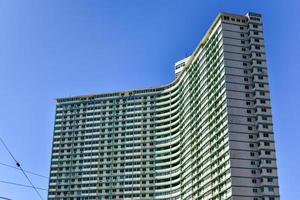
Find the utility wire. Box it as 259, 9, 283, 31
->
0, 136, 44, 200
0, 162, 48, 179
0, 180, 48, 191
0, 196, 13, 200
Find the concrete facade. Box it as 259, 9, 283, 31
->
48, 12, 280, 200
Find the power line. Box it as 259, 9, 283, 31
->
0, 180, 47, 191
0, 137, 18, 163
0, 196, 13, 200
0, 136, 44, 200
19, 166, 45, 199
0, 162, 48, 179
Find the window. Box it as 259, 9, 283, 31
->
223, 16, 230, 20
259, 91, 265, 96
261, 108, 267, 112
263, 133, 269, 137
260, 99, 266, 104
263, 124, 268, 129
265, 151, 271, 155
240, 26, 244, 30
264, 142, 270, 146
268, 178, 273, 182
262, 116, 268, 120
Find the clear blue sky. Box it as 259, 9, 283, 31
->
0, 0, 299, 199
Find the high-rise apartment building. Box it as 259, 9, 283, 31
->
48, 12, 280, 200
